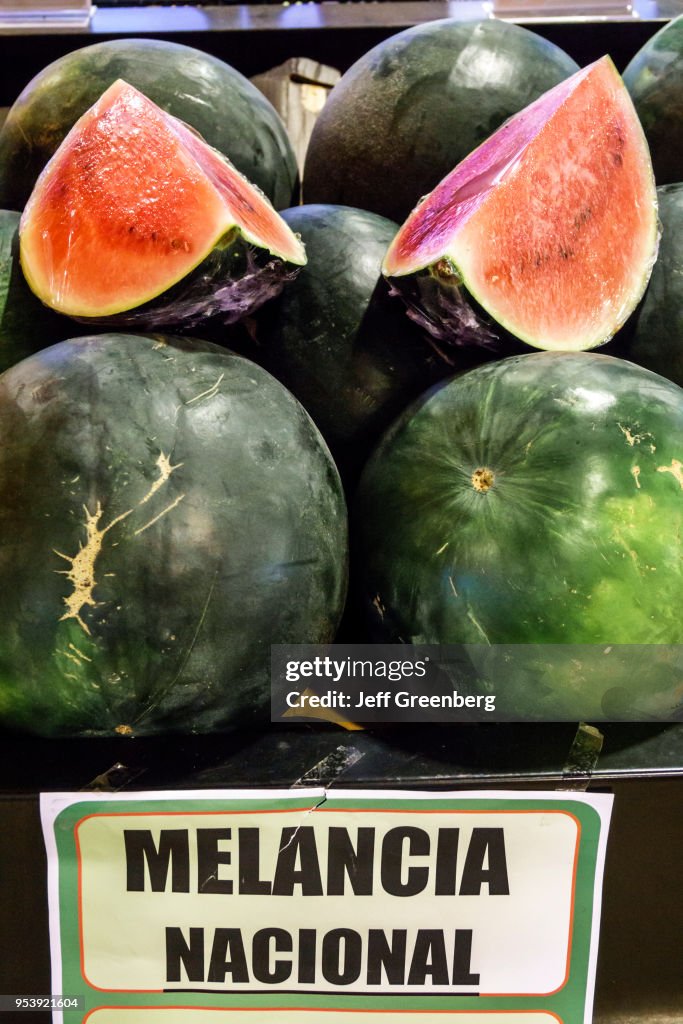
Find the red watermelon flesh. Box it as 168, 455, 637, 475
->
20, 80, 305, 321
383, 57, 658, 352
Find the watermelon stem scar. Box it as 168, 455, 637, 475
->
472, 468, 495, 493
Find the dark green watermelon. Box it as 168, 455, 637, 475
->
302, 19, 579, 223
619, 185, 683, 385
0, 39, 298, 212
248, 204, 485, 484
623, 14, 683, 185
0, 334, 347, 737
355, 352, 683, 721
0, 209, 74, 373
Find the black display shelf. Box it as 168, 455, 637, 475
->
0, 1, 682, 103
1, 721, 682, 793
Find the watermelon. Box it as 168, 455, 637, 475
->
619, 184, 683, 386
302, 19, 579, 223
383, 57, 658, 353
0, 209, 74, 373
248, 204, 481, 484
354, 352, 683, 721
0, 334, 347, 738
19, 81, 306, 329
0, 38, 298, 211
623, 13, 683, 186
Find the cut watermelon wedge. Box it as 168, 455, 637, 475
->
19, 80, 306, 327
383, 57, 658, 352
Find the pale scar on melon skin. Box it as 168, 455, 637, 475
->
58, 642, 95, 665
54, 452, 185, 636
54, 503, 133, 636
185, 372, 225, 406
138, 451, 183, 505
617, 423, 655, 450
657, 459, 683, 488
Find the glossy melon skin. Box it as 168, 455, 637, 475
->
0, 335, 347, 737
0, 209, 75, 373
355, 352, 683, 721
250, 205, 483, 484
0, 39, 298, 212
623, 14, 683, 186
621, 185, 683, 386
303, 19, 579, 223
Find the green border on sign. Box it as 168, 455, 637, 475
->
50, 794, 605, 1024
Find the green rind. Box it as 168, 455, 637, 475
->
354, 352, 683, 720
619, 184, 683, 385
302, 19, 579, 223
24, 226, 302, 330
0, 39, 298, 212
249, 204, 484, 483
0, 334, 348, 737
623, 14, 683, 186
389, 228, 658, 353
0, 209, 76, 372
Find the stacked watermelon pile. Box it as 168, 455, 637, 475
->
0, 18, 682, 734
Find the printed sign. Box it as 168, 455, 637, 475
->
41, 789, 612, 1023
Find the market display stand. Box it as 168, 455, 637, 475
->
0, 8, 682, 1024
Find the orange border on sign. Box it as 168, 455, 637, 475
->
74, 807, 581, 1000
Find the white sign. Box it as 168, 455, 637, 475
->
41, 789, 612, 1024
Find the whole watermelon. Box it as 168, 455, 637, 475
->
355, 352, 683, 721
0, 335, 347, 737
623, 14, 683, 185
0, 39, 298, 211
249, 204, 481, 484
620, 184, 683, 386
303, 19, 579, 222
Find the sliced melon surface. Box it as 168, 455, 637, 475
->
20, 80, 305, 321
383, 57, 658, 352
